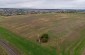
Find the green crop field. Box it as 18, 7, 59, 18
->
0, 13, 85, 55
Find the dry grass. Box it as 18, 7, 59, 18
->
0, 45, 8, 55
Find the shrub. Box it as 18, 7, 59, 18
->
40, 34, 49, 43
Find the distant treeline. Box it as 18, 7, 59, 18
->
0, 8, 85, 16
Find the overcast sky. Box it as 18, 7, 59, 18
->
0, 0, 85, 9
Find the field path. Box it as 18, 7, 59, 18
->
0, 39, 19, 55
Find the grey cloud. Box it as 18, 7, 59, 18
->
0, 0, 85, 9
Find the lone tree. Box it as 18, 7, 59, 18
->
39, 34, 49, 43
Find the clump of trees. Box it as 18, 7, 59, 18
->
38, 34, 49, 43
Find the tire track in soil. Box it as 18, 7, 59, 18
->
0, 39, 21, 55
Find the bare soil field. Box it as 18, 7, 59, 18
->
0, 13, 85, 55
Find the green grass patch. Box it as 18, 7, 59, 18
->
74, 28, 85, 55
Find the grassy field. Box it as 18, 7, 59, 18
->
0, 13, 85, 55
0, 45, 8, 55
0, 27, 56, 55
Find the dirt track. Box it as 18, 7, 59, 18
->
0, 39, 20, 55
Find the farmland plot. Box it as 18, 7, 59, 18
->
0, 13, 85, 55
